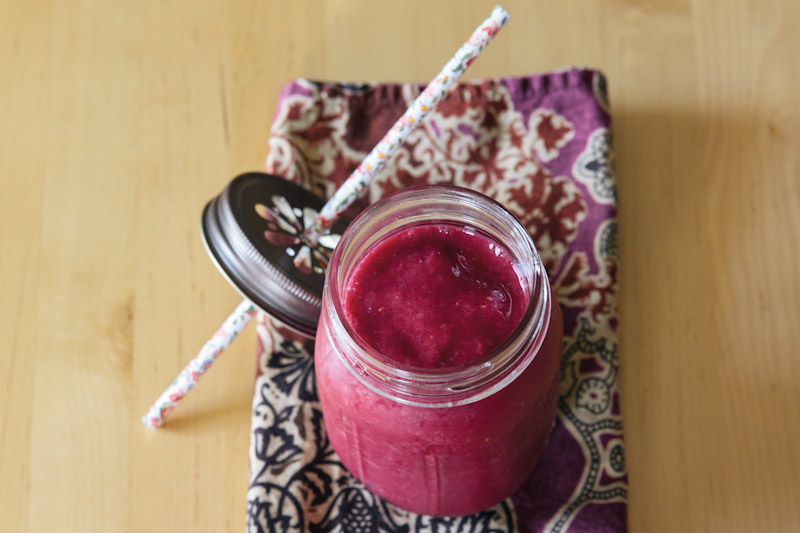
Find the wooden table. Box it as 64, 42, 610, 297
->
2, 1, 798, 531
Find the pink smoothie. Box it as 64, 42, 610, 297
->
315, 222, 563, 516
344, 224, 527, 368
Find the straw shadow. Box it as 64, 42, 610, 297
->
151, 396, 253, 434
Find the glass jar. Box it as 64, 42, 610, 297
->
315, 185, 563, 516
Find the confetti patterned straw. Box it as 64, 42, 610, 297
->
142, 6, 509, 429
142, 300, 258, 429
303, 4, 510, 244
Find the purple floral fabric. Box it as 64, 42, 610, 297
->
247, 69, 626, 532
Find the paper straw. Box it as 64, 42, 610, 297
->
142, 299, 258, 429
142, 6, 509, 429
303, 5, 509, 244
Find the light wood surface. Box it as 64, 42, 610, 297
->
2, 1, 799, 531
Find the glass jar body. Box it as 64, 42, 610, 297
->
314, 186, 563, 516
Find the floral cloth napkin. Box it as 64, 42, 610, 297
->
246, 69, 626, 532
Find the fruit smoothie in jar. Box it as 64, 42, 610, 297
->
315, 186, 563, 516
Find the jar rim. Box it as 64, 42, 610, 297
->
323, 185, 551, 407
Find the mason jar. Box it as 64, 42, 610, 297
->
315, 185, 563, 516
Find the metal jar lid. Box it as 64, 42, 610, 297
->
201, 172, 349, 337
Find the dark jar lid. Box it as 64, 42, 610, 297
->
201, 172, 349, 337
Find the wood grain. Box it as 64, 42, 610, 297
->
1, 0, 798, 531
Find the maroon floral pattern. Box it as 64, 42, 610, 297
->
251, 70, 625, 532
